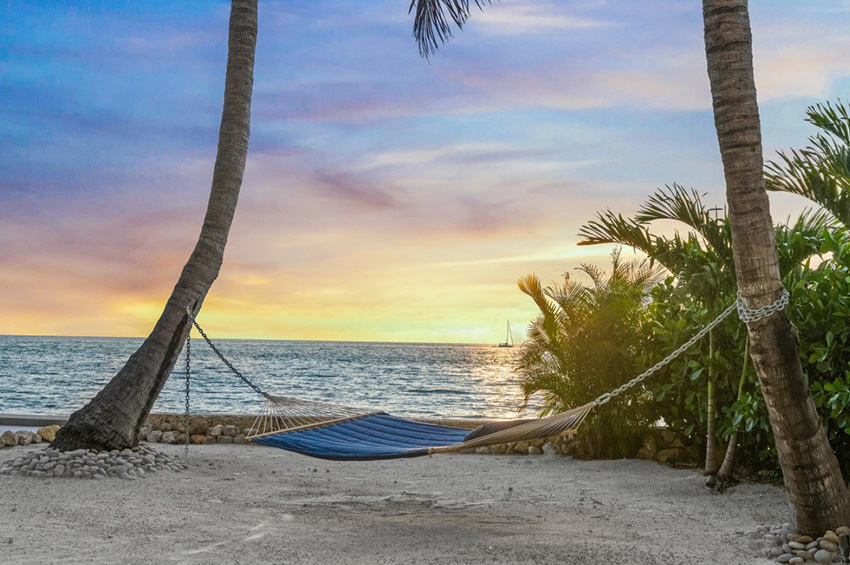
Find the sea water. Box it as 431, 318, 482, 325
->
0, 335, 536, 420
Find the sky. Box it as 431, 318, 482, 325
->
1, 1, 849, 343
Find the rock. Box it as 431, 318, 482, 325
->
474, 446, 490, 454
806, 540, 819, 550
635, 446, 655, 460
823, 531, 839, 544
542, 442, 555, 455
146, 430, 163, 443
659, 428, 675, 445
836, 526, 850, 536
16, 432, 33, 446
656, 448, 683, 465
208, 425, 223, 438
233, 435, 248, 445
190, 434, 207, 445
767, 547, 784, 559
37, 425, 61, 443
513, 441, 529, 454
1, 431, 18, 447
788, 542, 806, 550
158, 422, 173, 432
188, 421, 207, 436
222, 425, 239, 438
670, 438, 685, 448
788, 557, 805, 565
202, 436, 217, 445
528, 445, 543, 455
489, 444, 507, 454
820, 540, 839, 552
217, 436, 233, 444
640, 434, 657, 454
813, 549, 833, 563
797, 535, 814, 544
160, 431, 178, 444
777, 552, 794, 563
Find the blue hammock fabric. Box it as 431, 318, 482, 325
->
252, 413, 474, 461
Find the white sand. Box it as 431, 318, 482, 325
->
0, 443, 787, 564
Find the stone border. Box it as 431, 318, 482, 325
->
0, 414, 698, 466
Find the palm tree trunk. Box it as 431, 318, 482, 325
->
716, 337, 749, 486
702, 0, 850, 533
51, 0, 258, 451
704, 330, 719, 475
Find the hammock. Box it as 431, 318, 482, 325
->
245, 394, 593, 461
183, 293, 781, 461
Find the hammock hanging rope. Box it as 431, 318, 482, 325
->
181, 290, 789, 462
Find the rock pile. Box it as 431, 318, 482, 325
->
0, 427, 53, 448
139, 421, 251, 445
0, 444, 187, 480
741, 523, 850, 564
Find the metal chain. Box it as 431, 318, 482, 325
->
595, 287, 791, 407
594, 300, 738, 407
183, 327, 191, 458
184, 307, 268, 398
179, 288, 790, 416
737, 288, 791, 324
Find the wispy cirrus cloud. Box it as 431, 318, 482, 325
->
474, 3, 613, 35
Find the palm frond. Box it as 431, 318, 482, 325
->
409, 0, 491, 58
578, 210, 665, 259
774, 208, 833, 275
766, 99, 850, 227
806, 100, 850, 146
635, 184, 730, 255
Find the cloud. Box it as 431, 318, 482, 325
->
753, 19, 850, 101
474, 3, 613, 35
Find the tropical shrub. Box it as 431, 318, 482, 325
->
516, 250, 664, 458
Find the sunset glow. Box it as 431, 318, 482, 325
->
2, 1, 848, 342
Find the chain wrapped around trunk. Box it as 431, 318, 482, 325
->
594, 289, 790, 407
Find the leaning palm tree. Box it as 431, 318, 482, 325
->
701, 0, 850, 532
52, 0, 258, 450
411, 0, 850, 533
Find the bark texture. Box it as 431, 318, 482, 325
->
52, 0, 259, 451
702, 0, 850, 533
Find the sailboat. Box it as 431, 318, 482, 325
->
498, 321, 514, 348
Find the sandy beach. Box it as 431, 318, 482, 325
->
0, 443, 786, 564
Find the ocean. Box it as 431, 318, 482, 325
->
0, 335, 536, 420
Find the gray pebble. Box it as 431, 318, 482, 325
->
0, 444, 185, 481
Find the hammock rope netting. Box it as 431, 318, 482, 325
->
182, 290, 789, 461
